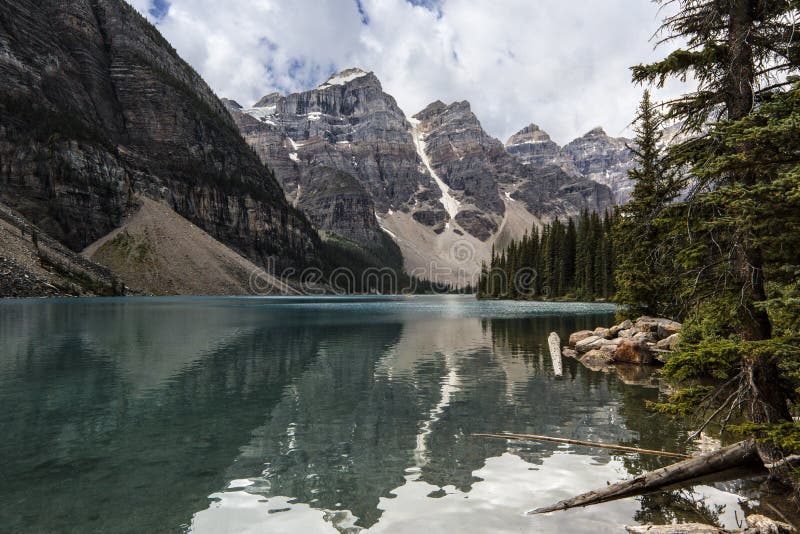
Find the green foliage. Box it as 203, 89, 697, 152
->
730, 422, 800, 455
478, 210, 616, 301
614, 91, 680, 317
631, 1, 800, 449
647, 386, 714, 417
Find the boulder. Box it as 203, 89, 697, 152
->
575, 335, 604, 353
575, 336, 620, 353
618, 328, 637, 338
634, 316, 661, 332
635, 316, 682, 339
593, 327, 612, 339
569, 330, 594, 347
580, 349, 614, 371
614, 339, 654, 365
633, 331, 659, 343
657, 320, 682, 340
609, 319, 633, 337
562, 347, 578, 359
656, 333, 680, 351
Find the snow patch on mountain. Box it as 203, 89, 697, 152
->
318, 68, 369, 88
243, 106, 276, 120
409, 118, 461, 220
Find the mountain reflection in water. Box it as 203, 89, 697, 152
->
0, 296, 771, 533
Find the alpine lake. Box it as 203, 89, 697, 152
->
0, 296, 788, 532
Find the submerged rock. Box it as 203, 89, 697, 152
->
562, 347, 578, 359
580, 350, 615, 371
625, 514, 797, 534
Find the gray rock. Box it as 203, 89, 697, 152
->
618, 328, 637, 338
656, 333, 680, 351
580, 349, 615, 371
633, 331, 659, 343
594, 327, 612, 339
575, 335, 605, 353
562, 347, 578, 359
609, 319, 633, 337
635, 316, 682, 337
569, 330, 594, 347
657, 321, 682, 339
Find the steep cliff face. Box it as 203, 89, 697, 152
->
294, 166, 385, 249
505, 124, 562, 167
231, 69, 443, 216
560, 127, 634, 204
506, 124, 635, 204
0, 0, 319, 272
413, 101, 613, 228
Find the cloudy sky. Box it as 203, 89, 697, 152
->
126, 0, 686, 145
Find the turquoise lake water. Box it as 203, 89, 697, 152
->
0, 296, 772, 532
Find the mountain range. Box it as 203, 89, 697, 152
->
225, 68, 636, 283
0, 1, 639, 296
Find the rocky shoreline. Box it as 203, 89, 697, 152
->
562, 316, 682, 370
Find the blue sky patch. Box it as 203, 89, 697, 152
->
149, 0, 170, 20
354, 0, 369, 25
406, 0, 442, 17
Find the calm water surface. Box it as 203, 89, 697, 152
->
0, 296, 770, 532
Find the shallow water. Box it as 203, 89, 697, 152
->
0, 296, 769, 532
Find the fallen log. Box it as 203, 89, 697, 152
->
473, 432, 690, 459
531, 440, 758, 514
624, 515, 797, 534
548, 332, 563, 377
625, 524, 725, 534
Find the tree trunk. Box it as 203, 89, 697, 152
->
531, 441, 758, 514
727, 0, 792, 457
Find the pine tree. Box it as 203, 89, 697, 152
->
614, 90, 678, 314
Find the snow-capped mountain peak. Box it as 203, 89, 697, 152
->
318, 67, 370, 88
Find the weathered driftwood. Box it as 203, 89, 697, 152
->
745, 514, 797, 533
473, 432, 690, 459
548, 332, 563, 376
531, 440, 758, 514
624, 515, 797, 534
625, 524, 726, 534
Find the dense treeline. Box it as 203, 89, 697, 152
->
477, 210, 616, 300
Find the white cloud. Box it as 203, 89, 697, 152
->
128, 0, 689, 145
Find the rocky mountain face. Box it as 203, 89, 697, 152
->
505, 124, 561, 167
227, 69, 614, 281
0, 0, 320, 278
411, 101, 612, 237
560, 128, 635, 204
506, 125, 635, 204
224, 68, 445, 252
